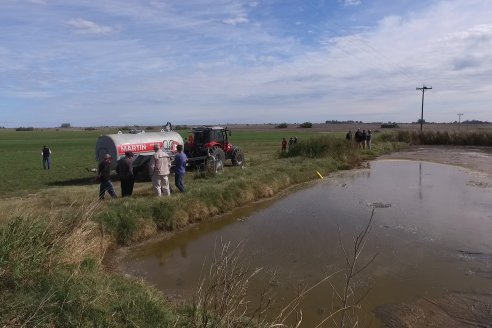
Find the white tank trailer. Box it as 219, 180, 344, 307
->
95, 130, 184, 175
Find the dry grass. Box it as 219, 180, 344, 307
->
182, 210, 376, 328
186, 241, 269, 327
57, 202, 110, 266
0, 200, 175, 327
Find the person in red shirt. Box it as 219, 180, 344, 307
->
281, 138, 287, 152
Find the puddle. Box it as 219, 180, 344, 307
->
120, 160, 492, 327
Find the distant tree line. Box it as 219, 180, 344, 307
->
15, 127, 35, 131
462, 120, 490, 124
380, 123, 399, 128
325, 120, 363, 124
299, 122, 313, 128
414, 119, 490, 124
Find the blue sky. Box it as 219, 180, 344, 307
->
1, 0, 491, 127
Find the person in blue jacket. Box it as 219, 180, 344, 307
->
173, 144, 187, 192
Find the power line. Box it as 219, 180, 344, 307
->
457, 113, 464, 129
416, 84, 432, 132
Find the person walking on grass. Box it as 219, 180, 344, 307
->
116, 151, 135, 197
173, 144, 187, 193
150, 144, 171, 196
41, 145, 51, 169
98, 154, 117, 200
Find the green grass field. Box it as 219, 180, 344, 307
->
0, 129, 105, 196
0, 128, 331, 197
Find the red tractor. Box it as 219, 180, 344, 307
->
184, 126, 244, 168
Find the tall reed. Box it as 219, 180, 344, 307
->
391, 130, 492, 146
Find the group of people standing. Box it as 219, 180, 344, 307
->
346, 128, 372, 149
97, 144, 187, 200
281, 136, 298, 152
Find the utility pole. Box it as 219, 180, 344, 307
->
416, 84, 432, 132
457, 113, 464, 129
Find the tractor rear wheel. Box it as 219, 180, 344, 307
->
205, 147, 225, 173
231, 147, 244, 166
210, 147, 225, 164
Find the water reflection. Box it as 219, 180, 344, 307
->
419, 162, 422, 200
121, 160, 492, 327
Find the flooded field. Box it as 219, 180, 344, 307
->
120, 160, 492, 327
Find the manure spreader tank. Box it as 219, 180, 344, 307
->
95, 130, 184, 170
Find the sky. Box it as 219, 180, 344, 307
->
1, 0, 491, 127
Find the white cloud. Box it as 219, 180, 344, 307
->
343, 0, 361, 6
223, 14, 249, 25
67, 18, 115, 34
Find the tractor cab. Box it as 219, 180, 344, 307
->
185, 126, 229, 155
194, 127, 229, 147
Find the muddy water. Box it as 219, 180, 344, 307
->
121, 160, 492, 327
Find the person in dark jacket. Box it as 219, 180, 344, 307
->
41, 145, 51, 169
116, 151, 135, 197
98, 154, 117, 200
361, 130, 367, 149
354, 128, 363, 148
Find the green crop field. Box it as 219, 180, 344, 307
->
0, 128, 332, 197
0, 129, 106, 196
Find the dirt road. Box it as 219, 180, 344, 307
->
379, 145, 492, 176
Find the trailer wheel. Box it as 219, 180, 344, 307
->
231, 147, 244, 167
132, 155, 151, 181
